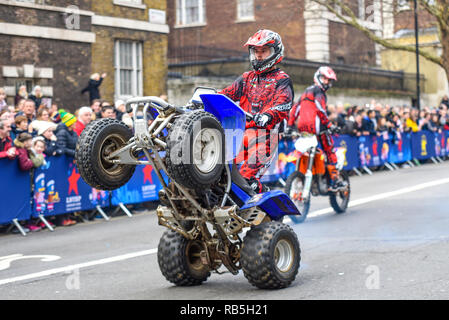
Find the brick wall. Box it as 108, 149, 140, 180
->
394, 5, 436, 33
0, 3, 92, 110
167, 0, 306, 60
328, 21, 377, 66
0, 4, 91, 31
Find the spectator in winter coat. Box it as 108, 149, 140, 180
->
15, 99, 36, 124
361, 110, 377, 135
11, 115, 33, 142
32, 136, 47, 167
14, 132, 35, 171
0, 119, 17, 160
73, 106, 93, 136
38, 121, 62, 157
0, 87, 7, 112
15, 85, 28, 106
55, 110, 78, 157
28, 86, 43, 109
81, 73, 106, 104
441, 95, 449, 109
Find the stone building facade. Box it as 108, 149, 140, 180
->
0, 0, 168, 112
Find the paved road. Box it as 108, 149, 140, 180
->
1, 161, 448, 300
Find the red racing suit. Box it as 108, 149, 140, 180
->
288, 85, 337, 165
219, 68, 293, 191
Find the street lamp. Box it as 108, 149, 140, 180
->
414, 0, 421, 110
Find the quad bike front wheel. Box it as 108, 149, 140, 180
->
166, 110, 224, 190
285, 171, 310, 223
241, 221, 300, 289
157, 229, 211, 286
75, 118, 135, 190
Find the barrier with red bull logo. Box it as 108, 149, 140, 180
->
1, 130, 448, 228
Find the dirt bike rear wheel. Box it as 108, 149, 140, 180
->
157, 229, 211, 286
241, 221, 300, 289
284, 171, 310, 223
329, 170, 350, 213
75, 118, 135, 190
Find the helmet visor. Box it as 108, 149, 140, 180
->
249, 46, 275, 62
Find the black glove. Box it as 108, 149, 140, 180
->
253, 113, 273, 128
329, 124, 340, 134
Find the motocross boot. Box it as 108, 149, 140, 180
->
327, 164, 346, 192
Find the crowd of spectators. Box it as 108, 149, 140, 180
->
1, 81, 448, 233
0, 82, 133, 233
327, 95, 449, 143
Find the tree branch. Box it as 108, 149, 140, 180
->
310, 0, 443, 67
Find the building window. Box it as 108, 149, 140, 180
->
397, 0, 410, 11
237, 0, 254, 20
176, 0, 206, 26
114, 40, 143, 99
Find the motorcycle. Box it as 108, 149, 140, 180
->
75, 87, 301, 289
283, 129, 350, 223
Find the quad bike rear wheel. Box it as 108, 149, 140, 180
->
157, 229, 211, 286
75, 118, 135, 190
240, 221, 300, 289
166, 110, 224, 190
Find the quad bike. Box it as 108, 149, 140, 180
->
75, 88, 301, 289
283, 130, 350, 223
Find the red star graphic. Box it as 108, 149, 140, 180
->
143, 165, 153, 184
68, 168, 80, 195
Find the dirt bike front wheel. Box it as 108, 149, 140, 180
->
329, 170, 350, 213
284, 171, 310, 223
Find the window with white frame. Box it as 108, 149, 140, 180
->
237, 0, 254, 20
114, 40, 143, 99
397, 0, 411, 11
176, 0, 206, 26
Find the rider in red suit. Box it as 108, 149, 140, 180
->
288, 66, 344, 192
220, 29, 293, 193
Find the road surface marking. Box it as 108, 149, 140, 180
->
0, 249, 156, 286
2, 176, 449, 286
285, 176, 449, 221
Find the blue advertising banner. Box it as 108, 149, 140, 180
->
443, 130, 449, 157
358, 135, 388, 167
388, 132, 412, 163
434, 131, 447, 157
33, 156, 109, 217
333, 135, 360, 170
0, 159, 32, 224
111, 164, 164, 206
411, 131, 436, 160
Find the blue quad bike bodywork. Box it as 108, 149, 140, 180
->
201, 93, 301, 221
